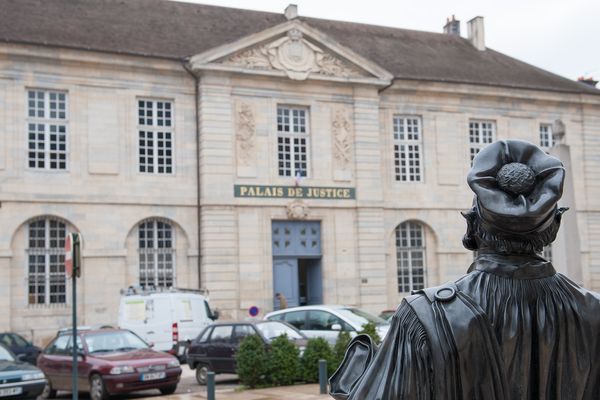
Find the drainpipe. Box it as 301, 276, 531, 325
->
183, 61, 202, 290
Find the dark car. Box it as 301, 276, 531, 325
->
0, 333, 41, 365
37, 329, 181, 400
0, 343, 46, 399
187, 320, 307, 385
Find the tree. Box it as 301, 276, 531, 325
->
358, 322, 382, 345
266, 334, 301, 386
300, 337, 336, 382
236, 335, 268, 388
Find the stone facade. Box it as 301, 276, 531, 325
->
1, 9, 600, 346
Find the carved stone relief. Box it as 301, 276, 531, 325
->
332, 108, 353, 171
222, 29, 366, 80
236, 102, 256, 166
286, 199, 309, 220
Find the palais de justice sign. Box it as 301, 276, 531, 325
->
234, 185, 355, 200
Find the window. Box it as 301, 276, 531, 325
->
138, 99, 173, 174
396, 222, 427, 293
138, 219, 175, 289
26, 217, 67, 305
539, 123, 553, 149
277, 106, 309, 177
45, 335, 70, 355
210, 326, 233, 342
282, 310, 308, 330
26, 90, 68, 170
307, 310, 349, 331
469, 120, 496, 165
393, 116, 423, 182
233, 325, 255, 342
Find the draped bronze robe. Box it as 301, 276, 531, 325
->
330, 253, 600, 400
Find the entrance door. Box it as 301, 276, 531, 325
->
273, 258, 299, 309
272, 221, 322, 309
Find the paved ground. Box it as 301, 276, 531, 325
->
143, 384, 330, 400
51, 366, 240, 399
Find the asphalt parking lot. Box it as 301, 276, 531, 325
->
49, 367, 240, 399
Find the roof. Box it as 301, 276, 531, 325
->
1, 0, 598, 95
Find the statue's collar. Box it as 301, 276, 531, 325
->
468, 251, 556, 279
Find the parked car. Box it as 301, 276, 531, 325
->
187, 320, 307, 385
0, 343, 46, 399
0, 333, 41, 365
265, 305, 390, 345
37, 328, 181, 400
118, 287, 218, 359
378, 309, 396, 321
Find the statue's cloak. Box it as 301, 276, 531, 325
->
330, 253, 600, 400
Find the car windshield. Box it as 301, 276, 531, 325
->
337, 308, 388, 327
84, 331, 148, 354
255, 322, 304, 341
0, 346, 14, 362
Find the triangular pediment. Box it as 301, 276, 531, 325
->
188, 20, 393, 85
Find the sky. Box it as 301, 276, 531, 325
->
175, 0, 600, 82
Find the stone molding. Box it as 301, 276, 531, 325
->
332, 107, 353, 171
223, 29, 365, 81
235, 102, 256, 166
286, 199, 309, 219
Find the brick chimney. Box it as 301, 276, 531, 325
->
578, 76, 598, 88
284, 4, 298, 20
444, 15, 460, 36
467, 16, 485, 51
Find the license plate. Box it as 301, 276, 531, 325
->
141, 372, 165, 381
0, 387, 23, 397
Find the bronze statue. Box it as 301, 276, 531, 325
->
330, 140, 600, 400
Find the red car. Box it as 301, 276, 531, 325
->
37, 328, 181, 399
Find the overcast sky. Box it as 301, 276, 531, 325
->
176, 0, 600, 82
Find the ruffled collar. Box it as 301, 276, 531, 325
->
468, 251, 556, 279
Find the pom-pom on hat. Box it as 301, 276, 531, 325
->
467, 140, 565, 237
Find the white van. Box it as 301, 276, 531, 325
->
118, 287, 218, 359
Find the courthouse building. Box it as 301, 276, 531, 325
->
1, 0, 600, 344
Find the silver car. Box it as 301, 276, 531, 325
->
264, 305, 390, 345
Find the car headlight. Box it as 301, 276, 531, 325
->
109, 366, 135, 375
22, 372, 45, 381
167, 359, 180, 368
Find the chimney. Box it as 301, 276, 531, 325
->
578, 76, 598, 88
443, 15, 460, 36
467, 16, 485, 51
284, 4, 298, 20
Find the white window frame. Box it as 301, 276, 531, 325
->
137, 98, 175, 175
26, 89, 69, 171
138, 219, 176, 289
539, 123, 554, 150
469, 120, 496, 165
395, 221, 427, 293
393, 115, 423, 182
25, 217, 68, 306
277, 105, 310, 178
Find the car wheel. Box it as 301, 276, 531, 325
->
195, 364, 211, 385
40, 380, 56, 399
90, 374, 108, 400
159, 385, 177, 395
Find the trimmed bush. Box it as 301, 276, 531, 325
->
333, 330, 352, 370
358, 322, 382, 345
236, 335, 268, 388
300, 337, 336, 382
266, 334, 301, 386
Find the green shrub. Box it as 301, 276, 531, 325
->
333, 331, 352, 370
300, 337, 336, 382
358, 322, 382, 346
236, 335, 268, 388
266, 334, 301, 386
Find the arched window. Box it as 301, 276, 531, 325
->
26, 217, 67, 304
138, 219, 174, 288
395, 221, 427, 293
